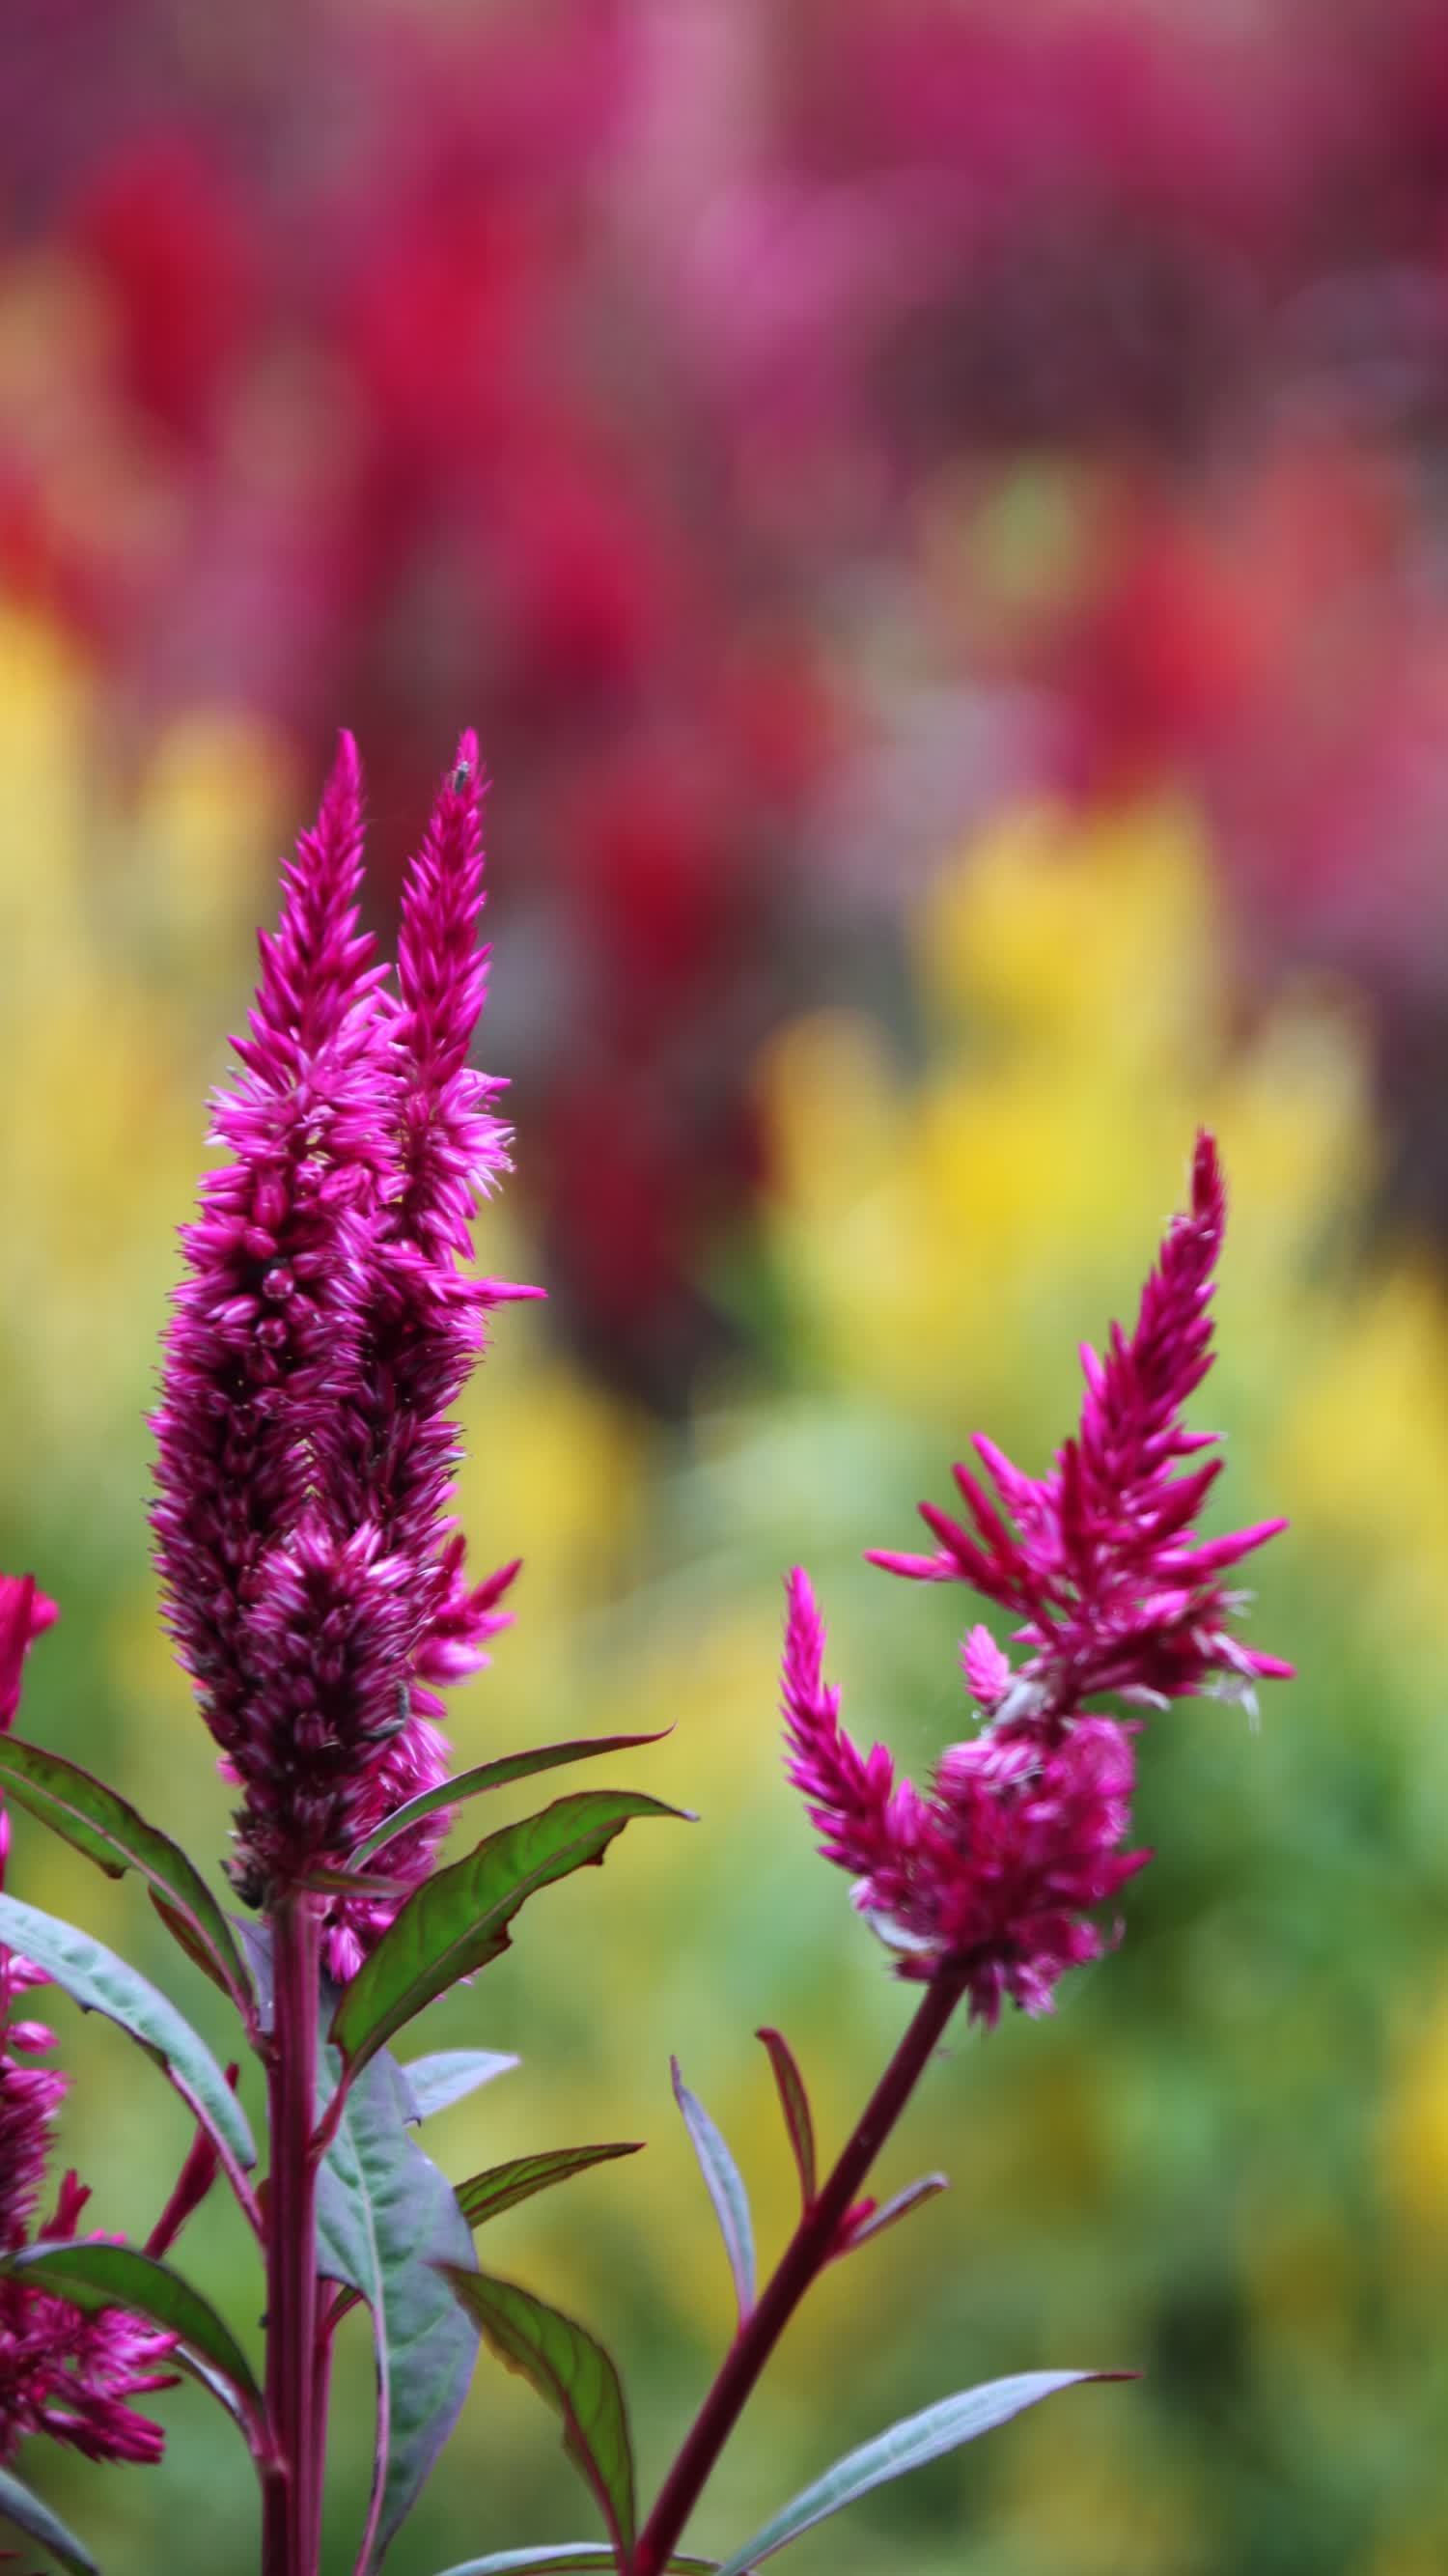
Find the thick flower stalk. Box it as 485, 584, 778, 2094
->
0, 1577, 178, 2470
151, 734, 530, 1960
784, 1134, 1291, 2022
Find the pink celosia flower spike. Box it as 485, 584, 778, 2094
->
784, 1136, 1291, 2022
153, 733, 533, 1966
152, 732, 408, 1907
869, 1132, 1293, 1722
315, 738, 540, 1973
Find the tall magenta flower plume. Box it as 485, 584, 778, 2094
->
0, 1577, 178, 2469
783, 1134, 1291, 2025
152, 735, 534, 1970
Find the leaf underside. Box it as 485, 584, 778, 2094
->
671, 2058, 756, 2325
0, 2462, 101, 2576
710, 2370, 1116, 2575
316, 2044, 480, 2569
0, 1892, 256, 2172
403, 2050, 519, 2123
431, 2552, 714, 2576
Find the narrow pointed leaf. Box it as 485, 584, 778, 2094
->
5, 2241, 265, 2442
755, 2029, 816, 2208
0, 1894, 256, 2172
298, 1865, 409, 1901
331, 1793, 686, 2077
845, 2174, 948, 2250
454, 2144, 643, 2234
0, 2465, 100, 2576
0, 1737, 254, 2027
671, 2058, 755, 2325
404, 2051, 519, 2123
711, 2372, 1117, 2574
432, 2552, 713, 2576
316, 2048, 479, 2569
349, 1732, 673, 1867
443, 2270, 635, 2560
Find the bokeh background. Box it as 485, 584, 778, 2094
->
5, 2, 1448, 2570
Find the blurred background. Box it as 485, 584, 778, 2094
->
4, 1, 1448, 2570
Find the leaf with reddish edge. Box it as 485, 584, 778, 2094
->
0, 1894, 257, 2176
710, 2373, 1126, 2574
4, 2241, 267, 2456
348, 1732, 674, 1868
433, 2552, 714, 2575
0, 1736, 256, 2032
755, 2029, 816, 2208
671, 2059, 755, 2326
443, 2271, 636, 2562
331, 1792, 688, 2081
404, 2050, 518, 2122
454, 2144, 643, 2234
0, 2464, 100, 2575
842, 2174, 948, 2252
316, 2048, 480, 2569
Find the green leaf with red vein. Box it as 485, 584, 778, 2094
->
454, 2143, 643, 2234
3, 2241, 265, 2453
0, 1737, 255, 2029
330, 1792, 686, 2079
348, 1732, 672, 1868
442, 2271, 635, 2562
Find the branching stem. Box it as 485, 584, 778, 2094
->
630, 1966, 969, 2576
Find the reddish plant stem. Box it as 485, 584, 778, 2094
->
630, 1966, 969, 2576
262, 1893, 324, 2576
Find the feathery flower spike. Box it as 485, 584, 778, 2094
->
784, 1135, 1290, 2020
152, 734, 534, 1968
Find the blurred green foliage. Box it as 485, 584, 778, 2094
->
5, 610, 1448, 2576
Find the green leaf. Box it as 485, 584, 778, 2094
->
0, 1894, 257, 2174
404, 2050, 518, 2122
755, 2029, 816, 2207
331, 1793, 686, 2077
846, 2174, 948, 2249
0, 1737, 255, 2029
349, 1732, 673, 1868
0, 2464, 100, 2575
710, 2371, 1116, 2574
432, 2553, 713, 2576
454, 2144, 643, 2234
316, 2049, 480, 2569
443, 2270, 635, 2562
671, 2058, 755, 2325
5, 2241, 265, 2447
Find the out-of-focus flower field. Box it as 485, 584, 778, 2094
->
6, 5, 1448, 2571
